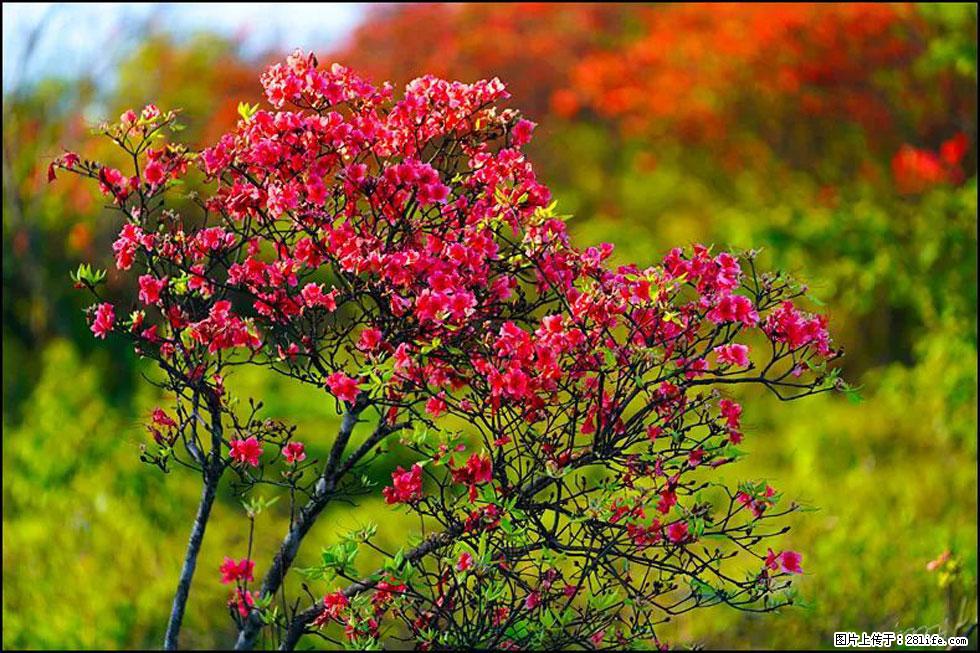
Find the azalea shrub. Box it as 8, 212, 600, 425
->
52, 51, 848, 650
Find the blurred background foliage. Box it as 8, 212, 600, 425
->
2, 3, 977, 649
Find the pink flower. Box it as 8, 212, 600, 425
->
138, 275, 167, 305
283, 441, 306, 464
301, 283, 337, 311
357, 327, 383, 351
456, 551, 473, 572
765, 548, 804, 574
151, 408, 177, 428
382, 463, 423, 504
229, 436, 263, 467
666, 521, 690, 543
714, 343, 750, 368
220, 557, 255, 584
927, 550, 952, 572
112, 223, 153, 270
707, 294, 759, 326
99, 165, 134, 199
511, 119, 536, 147
91, 303, 115, 339
687, 448, 704, 467
325, 372, 360, 403
143, 159, 166, 186
780, 550, 804, 574
187, 300, 261, 354
524, 591, 541, 610
762, 301, 832, 357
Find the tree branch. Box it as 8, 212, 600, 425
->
163, 394, 225, 650
164, 473, 219, 650
276, 457, 592, 650
235, 405, 404, 650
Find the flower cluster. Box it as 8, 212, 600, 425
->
382, 464, 424, 505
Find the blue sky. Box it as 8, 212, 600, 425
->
2, 3, 368, 91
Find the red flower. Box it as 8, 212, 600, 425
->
456, 551, 474, 571
657, 488, 677, 514
627, 521, 662, 547
493, 606, 510, 626
220, 557, 255, 584
719, 399, 742, 429
450, 453, 493, 501
687, 448, 704, 467
312, 590, 350, 628
283, 441, 306, 464
425, 393, 448, 418
940, 133, 969, 166
383, 463, 424, 504
892, 135, 969, 194
229, 436, 263, 467
229, 588, 256, 618
666, 521, 689, 543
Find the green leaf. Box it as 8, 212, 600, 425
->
385, 547, 405, 574
71, 263, 107, 286
237, 101, 259, 121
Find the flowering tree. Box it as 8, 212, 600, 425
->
51, 52, 847, 650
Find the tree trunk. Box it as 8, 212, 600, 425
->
163, 473, 219, 650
